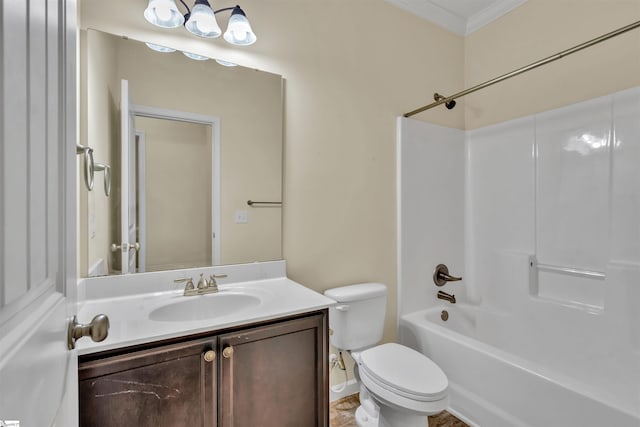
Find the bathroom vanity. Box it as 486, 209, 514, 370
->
79, 311, 327, 426
76, 262, 333, 427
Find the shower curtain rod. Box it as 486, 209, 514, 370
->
404, 19, 640, 118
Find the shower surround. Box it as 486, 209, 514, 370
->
396, 87, 640, 426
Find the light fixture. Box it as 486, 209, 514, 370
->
215, 59, 238, 67
223, 6, 257, 46
144, 1, 257, 46
144, 0, 185, 28
185, 0, 222, 38
145, 42, 176, 53
182, 51, 209, 60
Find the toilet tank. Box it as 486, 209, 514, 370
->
324, 283, 387, 351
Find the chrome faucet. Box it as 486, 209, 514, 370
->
175, 273, 228, 296
437, 290, 456, 304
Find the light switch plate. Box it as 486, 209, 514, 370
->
235, 210, 248, 224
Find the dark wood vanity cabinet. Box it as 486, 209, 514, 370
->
218, 313, 327, 427
78, 337, 217, 427
78, 310, 328, 427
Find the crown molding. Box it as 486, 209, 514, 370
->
385, 0, 528, 36
466, 0, 528, 34
385, 0, 467, 36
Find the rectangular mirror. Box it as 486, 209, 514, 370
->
78, 29, 283, 276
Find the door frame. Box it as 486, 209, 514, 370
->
131, 104, 221, 266
135, 130, 147, 273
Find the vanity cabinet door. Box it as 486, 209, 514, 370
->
218, 311, 328, 427
79, 337, 217, 427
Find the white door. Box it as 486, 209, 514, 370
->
120, 79, 138, 273
0, 1, 79, 426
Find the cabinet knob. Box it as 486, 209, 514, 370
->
203, 350, 216, 362
222, 346, 234, 359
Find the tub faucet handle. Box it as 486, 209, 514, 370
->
433, 264, 462, 287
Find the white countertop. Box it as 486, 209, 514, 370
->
76, 273, 335, 355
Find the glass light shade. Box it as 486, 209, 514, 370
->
223, 8, 257, 46
145, 42, 176, 53
182, 51, 209, 61
215, 59, 238, 67
144, 0, 184, 28
185, 2, 222, 38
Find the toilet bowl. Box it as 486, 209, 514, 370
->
324, 283, 449, 427
354, 343, 448, 427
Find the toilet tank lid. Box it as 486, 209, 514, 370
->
324, 283, 387, 302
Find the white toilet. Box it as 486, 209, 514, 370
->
325, 283, 449, 427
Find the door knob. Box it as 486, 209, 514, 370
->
67, 314, 110, 350
111, 242, 141, 252
222, 346, 234, 359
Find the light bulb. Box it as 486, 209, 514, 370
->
155, 5, 172, 21
232, 29, 248, 42
196, 18, 215, 33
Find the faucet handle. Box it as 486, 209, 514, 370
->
197, 273, 208, 289
174, 277, 194, 287
175, 277, 195, 294
433, 264, 463, 287
208, 274, 226, 288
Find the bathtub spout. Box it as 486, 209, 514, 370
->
437, 291, 456, 304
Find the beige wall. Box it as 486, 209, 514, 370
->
137, 117, 212, 271
79, 0, 640, 387
79, 0, 465, 382
79, 0, 465, 344
464, 0, 640, 129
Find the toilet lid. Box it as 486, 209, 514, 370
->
359, 343, 448, 401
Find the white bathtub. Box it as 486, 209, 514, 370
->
399, 305, 640, 427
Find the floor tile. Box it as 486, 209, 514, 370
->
329, 394, 469, 427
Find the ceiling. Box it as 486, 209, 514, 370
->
384, 0, 528, 36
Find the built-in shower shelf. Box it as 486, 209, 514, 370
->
528, 256, 606, 309
535, 262, 605, 280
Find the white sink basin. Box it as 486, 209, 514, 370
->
149, 292, 261, 322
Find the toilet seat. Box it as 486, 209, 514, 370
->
358, 343, 448, 402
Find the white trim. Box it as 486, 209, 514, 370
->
120, 80, 132, 273
88, 258, 105, 277
385, 0, 466, 35
130, 104, 221, 266
466, 0, 528, 35
384, 0, 527, 36
135, 131, 147, 273
330, 379, 360, 402
396, 117, 404, 328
